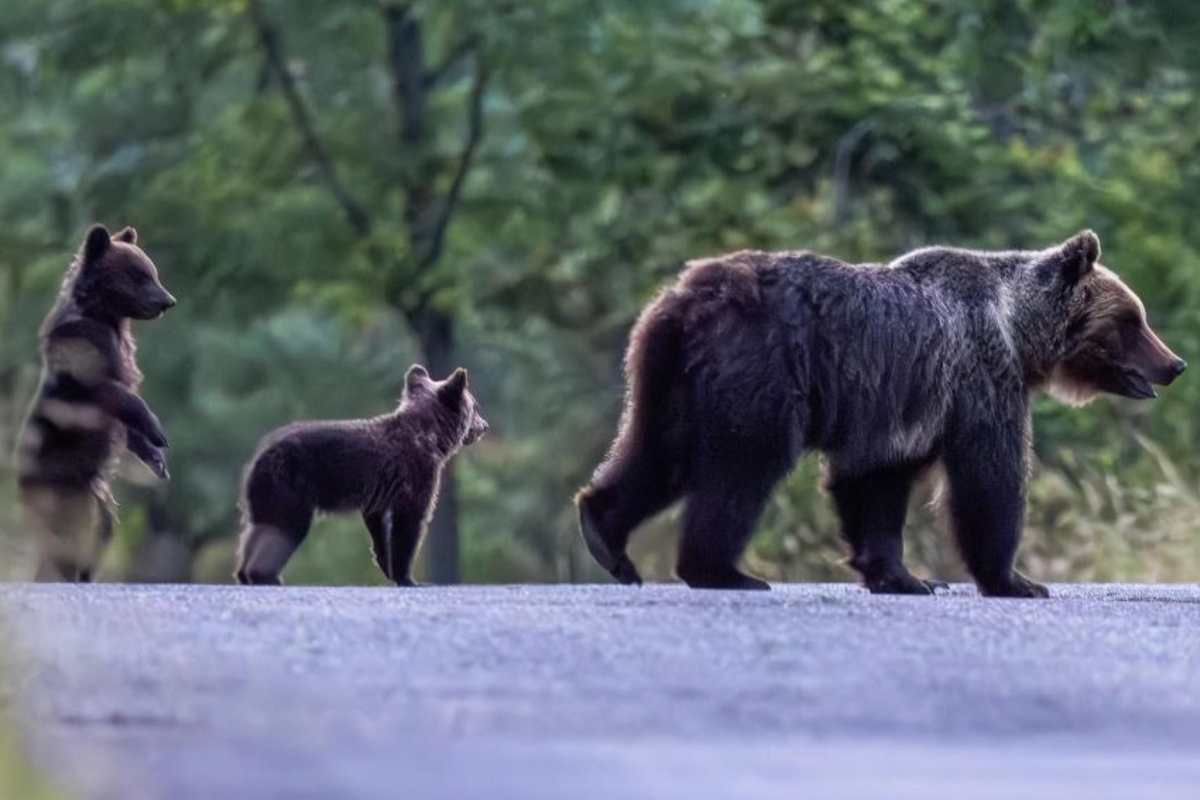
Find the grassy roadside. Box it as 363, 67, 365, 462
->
0, 721, 62, 800
1, 610, 64, 800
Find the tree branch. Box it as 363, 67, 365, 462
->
246, 0, 373, 237
383, 3, 425, 150
418, 57, 488, 270
424, 35, 478, 89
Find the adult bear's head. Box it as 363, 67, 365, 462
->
1040, 230, 1186, 405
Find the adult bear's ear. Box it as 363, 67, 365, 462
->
1051, 229, 1101, 284
113, 226, 138, 245
405, 364, 430, 394
83, 224, 112, 261
438, 367, 468, 405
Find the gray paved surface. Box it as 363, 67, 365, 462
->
2, 582, 1199, 799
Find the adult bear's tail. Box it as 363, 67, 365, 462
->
618, 292, 686, 452
616, 254, 759, 451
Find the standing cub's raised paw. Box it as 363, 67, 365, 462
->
233, 365, 488, 587
141, 446, 169, 481
126, 428, 169, 481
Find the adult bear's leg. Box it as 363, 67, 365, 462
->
944, 409, 1048, 599
675, 442, 789, 591
577, 441, 683, 587
829, 462, 943, 595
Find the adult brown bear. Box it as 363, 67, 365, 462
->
577, 232, 1185, 596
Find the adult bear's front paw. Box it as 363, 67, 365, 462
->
860, 561, 947, 596
979, 571, 1050, 599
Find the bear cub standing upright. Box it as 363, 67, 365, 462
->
235, 365, 488, 586
18, 224, 176, 581
577, 231, 1186, 596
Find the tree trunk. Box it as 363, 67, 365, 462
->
415, 308, 459, 583
384, 7, 477, 585
128, 497, 195, 583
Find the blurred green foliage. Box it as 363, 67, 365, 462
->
1, 0, 1197, 585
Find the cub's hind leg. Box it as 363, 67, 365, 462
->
77, 498, 115, 584
235, 461, 313, 586
22, 482, 103, 582
235, 523, 308, 586
829, 463, 944, 595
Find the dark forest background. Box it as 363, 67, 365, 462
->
1, 0, 1197, 585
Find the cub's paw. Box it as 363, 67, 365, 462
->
392, 577, 423, 588
144, 413, 168, 449
141, 446, 169, 481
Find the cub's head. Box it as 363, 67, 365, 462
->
73, 224, 176, 321
1042, 230, 1186, 405
403, 364, 489, 447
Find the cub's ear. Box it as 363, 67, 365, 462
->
83, 224, 112, 261
1053, 229, 1101, 283
438, 367, 468, 404
405, 364, 430, 393
113, 226, 138, 245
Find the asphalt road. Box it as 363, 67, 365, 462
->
2, 582, 1199, 799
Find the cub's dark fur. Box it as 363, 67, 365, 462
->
235, 365, 488, 586
578, 231, 1186, 596
17, 224, 176, 581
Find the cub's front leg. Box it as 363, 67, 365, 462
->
94, 381, 168, 448
363, 511, 392, 581
386, 508, 423, 588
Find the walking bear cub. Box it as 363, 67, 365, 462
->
18, 224, 176, 581
577, 231, 1186, 596
235, 365, 488, 586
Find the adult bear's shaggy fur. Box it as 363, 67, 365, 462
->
577, 231, 1186, 596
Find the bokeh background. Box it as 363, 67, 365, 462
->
1, 0, 1197, 586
